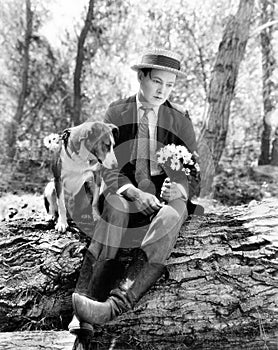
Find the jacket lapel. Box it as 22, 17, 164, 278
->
118, 96, 138, 164
157, 102, 174, 147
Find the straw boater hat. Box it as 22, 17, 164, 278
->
131, 48, 186, 78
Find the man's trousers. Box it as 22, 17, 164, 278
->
88, 193, 188, 264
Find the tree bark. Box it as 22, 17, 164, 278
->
258, 0, 278, 165
197, 0, 254, 197
1, 198, 278, 349
5, 0, 32, 160
73, 0, 95, 126
0, 331, 76, 350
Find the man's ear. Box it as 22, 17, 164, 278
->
137, 70, 144, 83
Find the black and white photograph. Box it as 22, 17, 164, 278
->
1, 0, 278, 349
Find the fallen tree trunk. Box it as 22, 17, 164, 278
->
1, 198, 278, 349
0, 330, 76, 350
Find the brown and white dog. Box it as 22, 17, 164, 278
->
43, 121, 118, 233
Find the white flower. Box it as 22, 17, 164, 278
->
195, 163, 200, 172
182, 152, 192, 164
182, 168, 191, 175
170, 157, 181, 171
44, 133, 60, 151
173, 146, 183, 158
176, 145, 191, 159
164, 144, 175, 158
156, 149, 169, 164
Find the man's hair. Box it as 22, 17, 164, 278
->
139, 68, 153, 76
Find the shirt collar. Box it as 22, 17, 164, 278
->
136, 94, 159, 116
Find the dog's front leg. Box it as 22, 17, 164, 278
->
55, 182, 69, 233
91, 184, 101, 222
43, 180, 58, 222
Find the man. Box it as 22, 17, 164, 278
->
69, 48, 202, 332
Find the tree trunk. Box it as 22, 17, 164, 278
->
73, 0, 95, 126
258, 0, 278, 165
5, 0, 32, 160
1, 198, 278, 349
18, 67, 65, 140
197, 0, 254, 197
270, 127, 278, 165
0, 331, 76, 350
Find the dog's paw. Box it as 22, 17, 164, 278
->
92, 207, 101, 222
55, 220, 68, 233
45, 214, 56, 222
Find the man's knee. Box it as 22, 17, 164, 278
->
161, 199, 188, 224
102, 194, 129, 223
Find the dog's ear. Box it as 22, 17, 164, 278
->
82, 122, 103, 152
107, 123, 119, 143
68, 124, 94, 153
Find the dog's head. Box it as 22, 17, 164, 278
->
67, 121, 118, 169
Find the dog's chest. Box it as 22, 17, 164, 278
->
60, 147, 99, 196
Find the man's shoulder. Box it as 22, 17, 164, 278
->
167, 101, 190, 119
108, 95, 136, 109
105, 95, 136, 124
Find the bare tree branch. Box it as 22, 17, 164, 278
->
73, 0, 95, 126
5, 0, 33, 159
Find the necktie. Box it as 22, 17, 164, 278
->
135, 107, 152, 187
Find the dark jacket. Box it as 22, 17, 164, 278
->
103, 95, 200, 199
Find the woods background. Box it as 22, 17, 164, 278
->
1, 0, 278, 200
1, 0, 278, 349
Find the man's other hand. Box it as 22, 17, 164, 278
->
161, 178, 187, 202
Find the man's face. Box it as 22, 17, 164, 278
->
138, 69, 177, 107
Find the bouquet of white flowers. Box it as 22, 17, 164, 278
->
156, 144, 200, 180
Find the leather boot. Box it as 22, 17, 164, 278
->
72, 260, 165, 325
68, 249, 95, 334
68, 250, 124, 334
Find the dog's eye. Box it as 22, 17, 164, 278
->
104, 142, 111, 151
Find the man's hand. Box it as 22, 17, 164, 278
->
134, 191, 163, 215
123, 186, 163, 216
161, 178, 187, 202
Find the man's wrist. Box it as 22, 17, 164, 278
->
122, 186, 143, 201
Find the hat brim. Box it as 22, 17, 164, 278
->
131, 64, 186, 78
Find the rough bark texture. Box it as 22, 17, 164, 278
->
197, 0, 254, 197
0, 331, 76, 350
1, 198, 278, 349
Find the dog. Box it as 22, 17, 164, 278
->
43, 121, 118, 233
